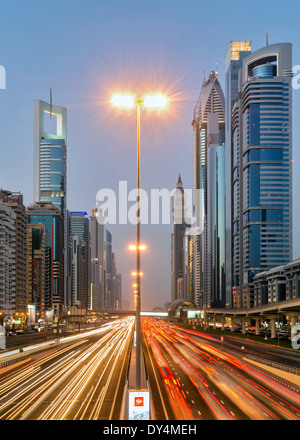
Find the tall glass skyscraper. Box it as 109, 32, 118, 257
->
232, 42, 293, 308
33, 100, 67, 216
192, 71, 225, 308
33, 99, 68, 311
225, 41, 252, 308
206, 114, 226, 307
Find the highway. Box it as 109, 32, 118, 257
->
142, 318, 300, 420
0, 317, 134, 420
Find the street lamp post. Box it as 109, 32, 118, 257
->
111, 92, 167, 390
136, 98, 142, 389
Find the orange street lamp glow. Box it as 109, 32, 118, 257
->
132, 272, 143, 276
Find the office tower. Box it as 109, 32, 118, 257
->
225, 41, 252, 308
104, 228, 113, 309
232, 42, 293, 308
33, 100, 67, 215
171, 175, 188, 303
33, 99, 68, 312
113, 272, 122, 310
183, 229, 194, 301
27, 202, 64, 317
27, 223, 45, 321
90, 205, 105, 310
0, 190, 28, 315
64, 210, 73, 308
192, 71, 225, 308
70, 212, 90, 310
71, 235, 81, 307
206, 114, 226, 307
0, 204, 16, 324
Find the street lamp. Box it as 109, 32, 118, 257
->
111, 92, 168, 389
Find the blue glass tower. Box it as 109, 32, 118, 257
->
33, 100, 67, 217
232, 42, 293, 308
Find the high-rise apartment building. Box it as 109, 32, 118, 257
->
0, 204, 16, 323
0, 190, 28, 315
231, 42, 293, 308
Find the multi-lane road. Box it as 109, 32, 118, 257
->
1, 316, 300, 421
0, 317, 134, 420
142, 318, 300, 420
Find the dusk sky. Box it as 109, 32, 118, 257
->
1, 0, 300, 309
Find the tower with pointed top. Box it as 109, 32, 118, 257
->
171, 175, 189, 302
191, 70, 226, 308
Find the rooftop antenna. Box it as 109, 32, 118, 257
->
265, 31, 269, 47
215, 62, 218, 77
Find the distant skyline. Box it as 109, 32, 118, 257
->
1, 0, 300, 309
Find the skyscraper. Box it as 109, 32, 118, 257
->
192, 71, 225, 308
225, 41, 252, 307
232, 42, 293, 308
33, 98, 68, 313
171, 175, 188, 303
0, 204, 16, 324
33, 99, 67, 215
70, 212, 91, 310
206, 114, 226, 307
27, 202, 64, 317
0, 190, 28, 317
27, 223, 45, 320
104, 228, 113, 309
90, 205, 105, 310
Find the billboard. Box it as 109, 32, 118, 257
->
127, 390, 150, 420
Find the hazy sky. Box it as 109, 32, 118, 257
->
1, 0, 300, 309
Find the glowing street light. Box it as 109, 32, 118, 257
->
129, 244, 147, 251
111, 91, 168, 390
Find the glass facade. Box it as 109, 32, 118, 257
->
39, 138, 66, 216
231, 43, 293, 308
27, 203, 64, 315
207, 144, 226, 306
225, 41, 252, 308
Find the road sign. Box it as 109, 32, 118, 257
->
127, 390, 150, 420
